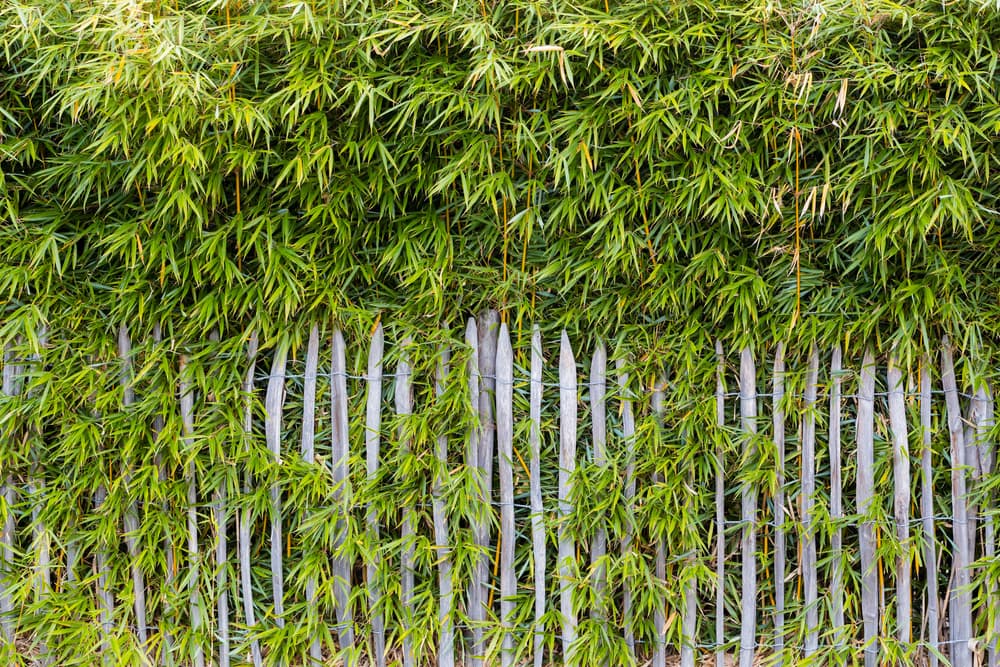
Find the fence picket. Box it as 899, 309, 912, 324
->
942, 339, 972, 667
589, 340, 607, 638
301, 325, 322, 664
888, 352, 911, 644
238, 332, 263, 667
433, 342, 455, 667
802, 346, 818, 655
974, 385, 997, 667
716, 341, 727, 667
119, 325, 148, 649
265, 339, 289, 631
618, 356, 636, 662
179, 355, 205, 667
919, 356, 939, 667
530, 327, 546, 667
154, 324, 176, 665
857, 349, 878, 667
652, 379, 666, 667
396, 338, 416, 667
365, 323, 386, 667
0, 344, 18, 644
829, 346, 844, 645
558, 331, 577, 663
771, 343, 785, 666
738, 347, 757, 667
331, 329, 355, 659
497, 324, 515, 667
464, 318, 481, 667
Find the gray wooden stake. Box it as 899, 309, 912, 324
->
530, 327, 546, 667
238, 332, 262, 667
365, 323, 386, 667
119, 325, 149, 649
618, 356, 636, 663
942, 339, 972, 667
589, 340, 608, 638
772, 343, 785, 666
497, 324, 516, 667
179, 356, 205, 667
433, 342, 455, 667
558, 331, 578, 663
652, 379, 666, 667
716, 341, 727, 667
265, 339, 289, 628
887, 352, 911, 644
919, 356, 939, 667
331, 329, 355, 660
738, 347, 757, 667
463, 319, 482, 667
857, 349, 878, 667
829, 346, 845, 645
802, 346, 819, 656
396, 339, 416, 667
0, 345, 19, 644
301, 325, 322, 665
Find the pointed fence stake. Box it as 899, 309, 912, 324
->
738, 347, 757, 667
530, 327, 546, 667
497, 324, 516, 667
365, 324, 386, 667
331, 329, 355, 659
558, 331, 578, 663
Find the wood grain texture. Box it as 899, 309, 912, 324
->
433, 343, 455, 667
919, 357, 939, 667
265, 339, 289, 629
365, 323, 386, 667
617, 356, 636, 663
887, 351, 911, 644
530, 327, 546, 667
857, 349, 878, 667
829, 346, 844, 646
331, 328, 355, 660
396, 338, 416, 667
179, 355, 205, 667
738, 347, 757, 667
301, 325, 322, 665
589, 340, 608, 641
716, 341, 727, 667
802, 346, 819, 656
558, 331, 578, 663
771, 343, 785, 666
238, 332, 263, 667
496, 324, 516, 667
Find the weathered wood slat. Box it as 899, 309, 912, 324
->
179, 355, 206, 667
530, 327, 546, 667
681, 375, 696, 667
558, 331, 578, 663
472, 309, 498, 665
887, 352, 911, 644
589, 340, 608, 639
396, 339, 416, 667
119, 325, 148, 649
802, 346, 819, 656
208, 337, 229, 667
238, 331, 263, 667
716, 341, 727, 667
301, 325, 322, 665
496, 324, 515, 667
919, 356, 939, 667
829, 346, 844, 645
331, 329, 355, 659
365, 323, 386, 667
771, 343, 785, 666
432, 343, 455, 667
617, 355, 636, 662
463, 319, 482, 667
26, 329, 50, 667
942, 339, 972, 667
652, 380, 666, 667
265, 339, 289, 628
153, 324, 176, 665
0, 344, 19, 643
857, 349, 878, 667
971, 383, 996, 667
738, 347, 757, 667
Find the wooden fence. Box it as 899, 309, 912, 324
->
0, 311, 997, 667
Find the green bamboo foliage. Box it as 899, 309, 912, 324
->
3, 0, 1000, 665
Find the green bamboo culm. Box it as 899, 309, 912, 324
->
2, 0, 1000, 665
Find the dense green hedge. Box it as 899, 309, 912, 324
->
2, 0, 1000, 665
